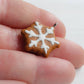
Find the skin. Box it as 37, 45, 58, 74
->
0, 0, 84, 84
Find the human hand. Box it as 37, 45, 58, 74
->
0, 0, 84, 84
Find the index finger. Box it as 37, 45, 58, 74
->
0, 0, 66, 37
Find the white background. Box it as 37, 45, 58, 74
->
24, 0, 84, 84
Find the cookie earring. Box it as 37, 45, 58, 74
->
21, 21, 60, 57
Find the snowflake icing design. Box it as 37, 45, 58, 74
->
25, 21, 59, 54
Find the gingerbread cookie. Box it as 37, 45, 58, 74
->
21, 21, 60, 57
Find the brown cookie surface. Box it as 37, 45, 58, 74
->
21, 21, 60, 57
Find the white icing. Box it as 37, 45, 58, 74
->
46, 38, 59, 45
25, 21, 59, 54
25, 30, 38, 37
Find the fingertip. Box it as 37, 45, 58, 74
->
54, 19, 66, 38
51, 37, 84, 68
35, 58, 75, 84
76, 47, 84, 68
59, 37, 84, 68
39, 9, 66, 38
